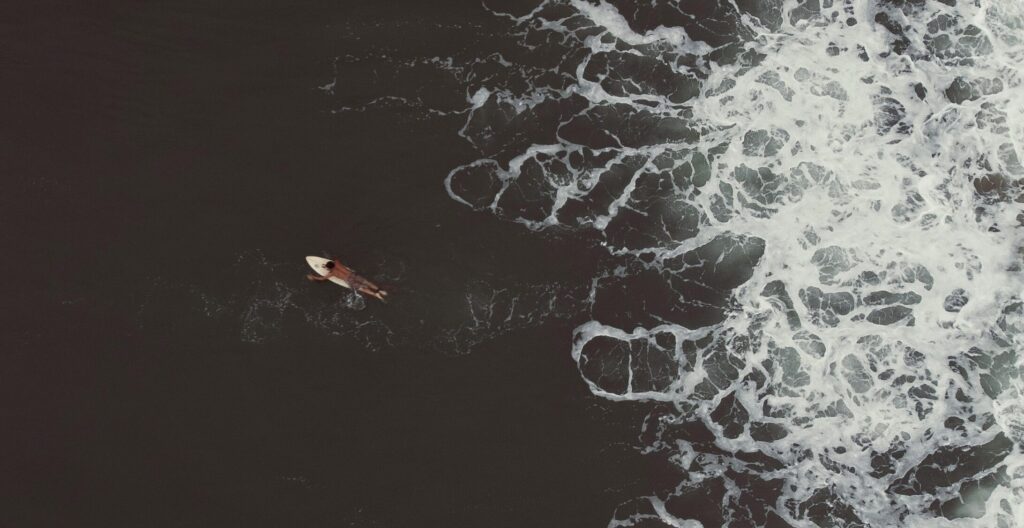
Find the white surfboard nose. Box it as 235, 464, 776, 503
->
305, 255, 353, 290
306, 255, 329, 268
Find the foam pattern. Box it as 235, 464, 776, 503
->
444, 0, 1024, 525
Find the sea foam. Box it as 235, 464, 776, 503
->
446, 0, 1024, 525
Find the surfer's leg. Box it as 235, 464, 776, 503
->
358, 286, 386, 301
360, 278, 385, 294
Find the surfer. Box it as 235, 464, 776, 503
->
307, 259, 388, 302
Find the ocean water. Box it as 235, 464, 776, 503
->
432, 0, 1024, 525
9, 1, 647, 526
9, 0, 1024, 526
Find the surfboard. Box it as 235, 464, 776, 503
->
306, 256, 353, 289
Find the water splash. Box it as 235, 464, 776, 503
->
445, 0, 1024, 525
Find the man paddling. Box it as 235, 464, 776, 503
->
307, 259, 388, 302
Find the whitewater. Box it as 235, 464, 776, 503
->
444, 0, 1024, 525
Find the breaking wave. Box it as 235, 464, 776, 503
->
445, 0, 1024, 525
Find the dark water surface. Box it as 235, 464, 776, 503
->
9, 0, 1024, 526
6, 1, 653, 526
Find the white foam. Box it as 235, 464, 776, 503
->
469, 86, 491, 108
447, 0, 1024, 524
571, 0, 713, 54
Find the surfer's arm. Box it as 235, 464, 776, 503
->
306, 273, 330, 282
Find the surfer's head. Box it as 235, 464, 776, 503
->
325, 261, 335, 269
